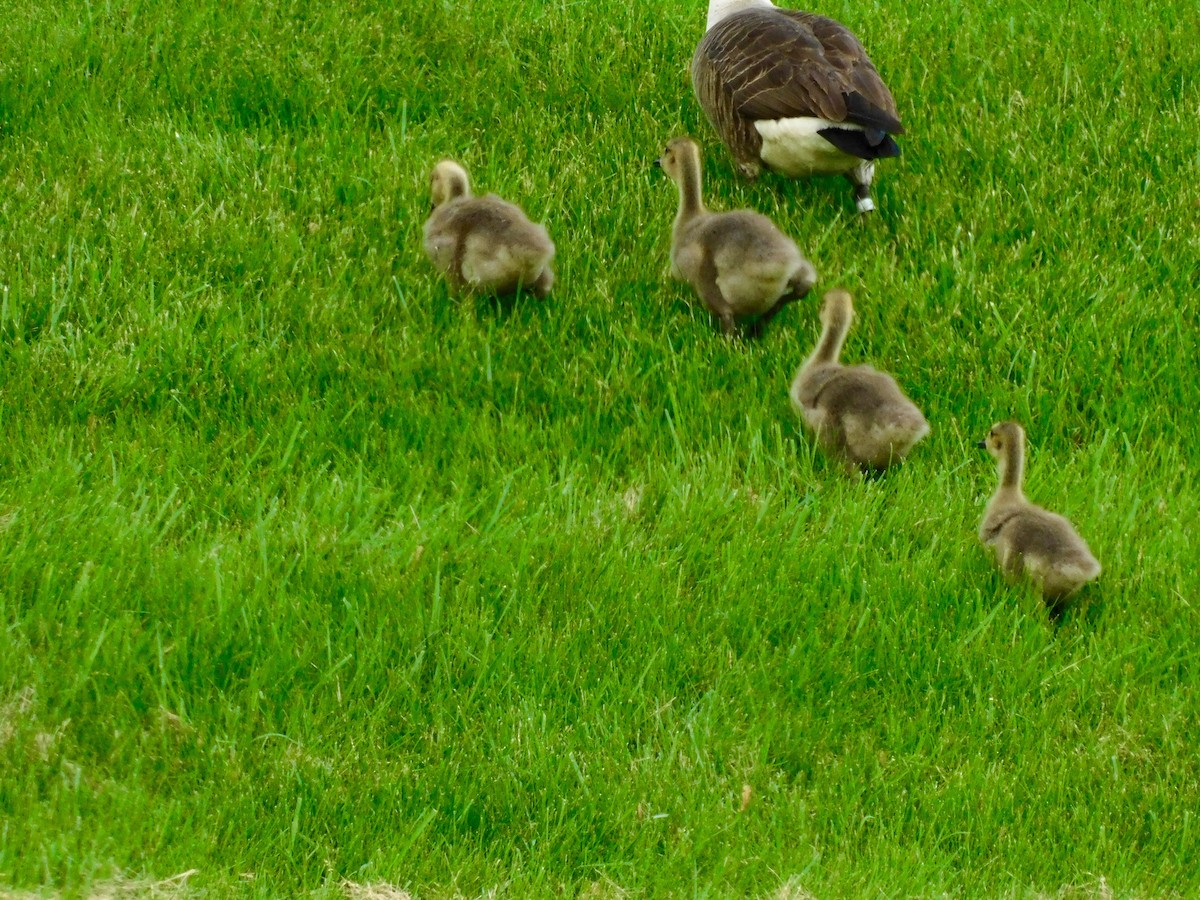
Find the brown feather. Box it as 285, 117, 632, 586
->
692, 8, 903, 171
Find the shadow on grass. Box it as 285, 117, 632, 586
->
1052, 589, 1105, 629
467, 286, 555, 327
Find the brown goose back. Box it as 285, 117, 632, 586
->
692, 9, 902, 173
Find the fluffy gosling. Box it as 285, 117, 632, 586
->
656, 136, 816, 336
978, 421, 1101, 610
422, 160, 555, 298
790, 289, 929, 472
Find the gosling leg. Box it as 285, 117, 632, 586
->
448, 232, 470, 292
747, 295, 795, 339
695, 258, 740, 337
748, 263, 817, 338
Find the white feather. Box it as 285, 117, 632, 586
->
753, 117, 865, 177
706, 0, 775, 30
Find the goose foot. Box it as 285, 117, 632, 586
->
845, 161, 876, 214
737, 160, 763, 180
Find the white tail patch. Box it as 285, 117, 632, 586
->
754, 117, 863, 177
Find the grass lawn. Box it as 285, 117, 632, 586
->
1, 0, 1198, 895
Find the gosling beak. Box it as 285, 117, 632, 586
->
652, 158, 662, 169
975, 440, 987, 450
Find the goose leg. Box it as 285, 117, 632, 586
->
448, 232, 470, 291
815, 425, 861, 477
746, 305, 783, 339
843, 457, 867, 478
845, 161, 876, 214
748, 263, 816, 338
737, 159, 763, 180
748, 293, 796, 338
697, 278, 739, 335
695, 256, 740, 336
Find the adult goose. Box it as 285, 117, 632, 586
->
692, 0, 904, 212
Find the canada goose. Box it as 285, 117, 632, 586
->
693, 0, 904, 213
422, 160, 555, 298
655, 136, 817, 336
789, 289, 928, 471
977, 422, 1101, 609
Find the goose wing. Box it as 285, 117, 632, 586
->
694, 9, 903, 134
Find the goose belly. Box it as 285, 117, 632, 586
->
754, 118, 861, 177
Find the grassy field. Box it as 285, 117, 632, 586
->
1, 0, 1199, 895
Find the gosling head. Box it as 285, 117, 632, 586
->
820, 289, 855, 329
654, 136, 702, 184
977, 421, 1026, 459
429, 160, 471, 210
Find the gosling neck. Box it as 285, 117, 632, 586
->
809, 311, 851, 366
707, 0, 775, 29
996, 440, 1025, 496
674, 155, 706, 227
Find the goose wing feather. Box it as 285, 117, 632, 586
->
694, 10, 902, 133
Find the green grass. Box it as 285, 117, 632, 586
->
1, 0, 1198, 895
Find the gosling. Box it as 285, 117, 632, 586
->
977, 421, 1101, 610
789, 289, 928, 472
422, 160, 555, 298
655, 136, 816, 336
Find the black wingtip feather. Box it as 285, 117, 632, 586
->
817, 127, 901, 160
844, 91, 904, 135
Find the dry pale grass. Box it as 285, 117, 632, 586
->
0, 870, 202, 899
340, 881, 414, 900
579, 877, 628, 899
1050, 877, 1115, 900
770, 878, 818, 900
1028, 876, 1149, 900
88, 870, 199, 899
0, 686, 36, 748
